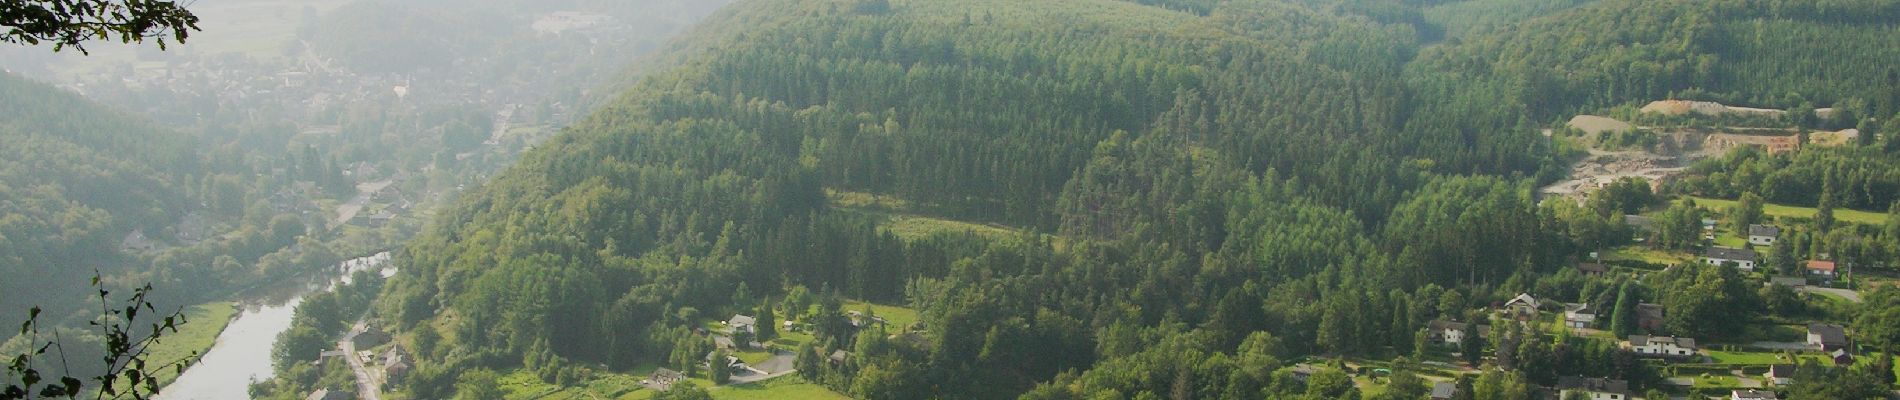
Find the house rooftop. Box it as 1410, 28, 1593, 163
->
1505, 293, 1538, 309
1428, 320, 1468, 331
1576, 263, 1608, 274
1556, 376, 1630, 395
1564, 303, 1595, 315
1809, 324, 1847, 345
1767, 364, 1794, 377
1706, 247, 1759, 262
1624, 215, 1655, 230
1749, 224, 1781, 238
729, 314, 756, 327
1806, 260, 1836, 272
1627, 335, 1696, 349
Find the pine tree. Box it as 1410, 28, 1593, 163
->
1610, 282, 1635, 337
1770, 236, 1799, 276
710, 349, 732, 384
1817, 175, 1838, 233
758, 299, 778, 342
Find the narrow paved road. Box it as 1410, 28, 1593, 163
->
1802, 286, 1862, 303
332, 180, 394, 227
338, 322, 382, 400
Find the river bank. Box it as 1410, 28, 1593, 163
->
154, 252, 392, 400
144, 302, 240, 390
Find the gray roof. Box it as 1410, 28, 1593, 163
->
1749, 224, 1781, 238
1637, 303, 1664, 320
1809, 324, 1847, 345
1428, 319, 1468, 331
1770, 276, 1807, 287
1576, 262, 1608, 274
1732, 389, 1779, 399
1431, 382, 1457, 399
729, 314, 756, 327
652, 368, 683, 380
1705, 246, 1759, 262
1767, 364, 1794, 377
1564, 303, 1595, 315
1556, 376, 1630, 395
1625, 215, 1655, 230
1627, 335, 1696, 349
1505, 293, 1539, 309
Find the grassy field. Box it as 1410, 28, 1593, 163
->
496, 368, 686, 400
146, 302, 237, 387
711, 376, 848, 400
1603, 246, 1696, 266
1693, 196, 1889, 226
842, 300, 921, 332
495, 368, 844, 400
1706, 350, 1827, 365
829, 190, 1053, 245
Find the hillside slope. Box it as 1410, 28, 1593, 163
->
362, 0, 1900, 398
1411, 0, 1900, 121
0, 73, 205, 316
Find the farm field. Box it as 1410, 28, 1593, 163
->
1693, 197, 1889, 226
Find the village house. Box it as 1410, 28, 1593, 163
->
646, 368, 685, 390
1731, 389, 1779, 400
1807, 323, 1848, 351
349, 328, 390, 349
1625, 215, 1656, 233
368, 211, 397, 228
1764, 365, 1794, 386
1576, 262, 1609, 277
1503, 293, 1539, 321
706, 351, 743, 370
1636, 303, 1666, 332
1624, 335, 1697, 358
120, 230, 157, 253
728, 314, 757, 334
1430, 382, 1457, 400
1831, 349, 1855, 366
304, 388, 352, 400
1805, 260, 1836, 278
1555, 376, 1632, 400
1427, 320, 1469, 346
1748, 225, 1781, 246
829, 349, 852, 365
1705, 247, 1759, 271
714, 335, 737, 350
1564, 303, 1597, 329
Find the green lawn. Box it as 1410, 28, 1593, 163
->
146, 302, 237, 387
1692, 374, 1740, 388
1706, 350, 1826, 365
1602, 246, 1695, 266
830, 190, 1065, 248
842, 300, 921, 332
495, 368, 843, 400
711, 376, 848, 400
1693, 196, 1889, 225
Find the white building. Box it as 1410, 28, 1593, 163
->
1625, 335, 1697, 358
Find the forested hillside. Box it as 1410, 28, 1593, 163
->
1412, 0, 1900, 122
365, 0, 1900, 398
0, 73, 199, 323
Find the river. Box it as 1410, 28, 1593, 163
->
155, 252, 394, 400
